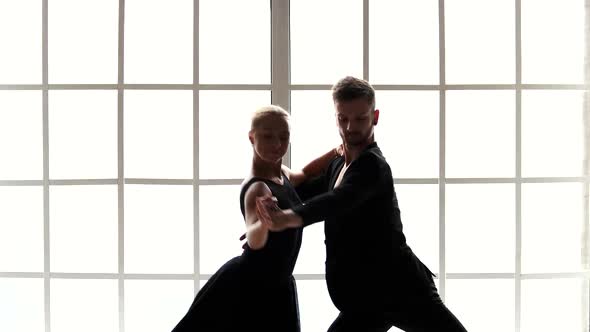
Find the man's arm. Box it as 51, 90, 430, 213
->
293, 152, 384, 226
257, 152, 386, 230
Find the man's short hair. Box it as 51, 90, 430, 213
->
331, 76, 376, 110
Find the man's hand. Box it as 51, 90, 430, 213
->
256, 196, 303, 231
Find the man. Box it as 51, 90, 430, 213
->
256, 76, 467, 332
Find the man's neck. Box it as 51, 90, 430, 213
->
342, 138, 374, 165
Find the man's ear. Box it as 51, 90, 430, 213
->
248, 131, 254, 144
373, 109, 380, 125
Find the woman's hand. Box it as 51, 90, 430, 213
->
256, 196, 303, 231
335, 144, 344, 157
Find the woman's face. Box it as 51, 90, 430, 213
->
250, 115, 290, 163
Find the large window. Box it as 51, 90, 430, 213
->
0, 1, 588, 332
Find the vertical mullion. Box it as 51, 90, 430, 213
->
42, 0, 50, 331
515, 1, 522, 331
271, 0, 290, 166
583, 1, 590, 331
363, 0, 369, 81
117, 0, 126, 331
193, 0, 200, 294
438, 0, 446, 301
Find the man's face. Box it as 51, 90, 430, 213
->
334, 98, 376, 147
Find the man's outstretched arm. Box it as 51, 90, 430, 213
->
258, 152, 386, 229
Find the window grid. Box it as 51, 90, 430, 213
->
0, 1, 587, 332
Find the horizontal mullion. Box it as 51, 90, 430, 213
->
520, 272, 590, 279
198, 179, 244, 185
446, 177, 586, 184
0, 180, 43, 186
0, 84, 44, 90
49, 179, 118, 185
197, 84, 271, 90
520, 177, 587, 183
125, 178, 193, 185
443, 272, 590, 279
520, 84, 588, 90
0, 272, 44, 278
48, 84, 118, 90
445, 178, 516, 184
446, 273, 516, 279
124, 273, 195, 280
393, 178, 439, 184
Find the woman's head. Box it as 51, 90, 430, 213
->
249, 105, 290, 163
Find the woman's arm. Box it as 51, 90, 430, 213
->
282, 145, 342, 187
243, 181, 273, 250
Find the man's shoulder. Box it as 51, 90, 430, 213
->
360, 144, 389, 166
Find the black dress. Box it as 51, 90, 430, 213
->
171, 174, 303, 332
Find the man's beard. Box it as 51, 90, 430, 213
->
343, 132, 368, 146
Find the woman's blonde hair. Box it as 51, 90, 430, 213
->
250, 105, 290, 131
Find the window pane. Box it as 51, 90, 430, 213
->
125, 280, 195, 332
49, 91, 117, 179
521, 279, 587, 332
199, 0, 270, 84
49, 0, 118, 83
446, 91, 515, 178
375, 91, 439, 178
446, 184, 515, 273
125, 90, 193, 179
0, 187, 43, 272
0, 0, 41, 84
297, 280, 339, 332
125, 0, 192, 83
293, 222, 326, 274
290, 91, 341, 170
445, 0, 515, 84
522, 183, 584, 273
291, 0, 362, 84
446, 279, 515, 332
0, 278, 44, 332
199, 91, 270, 179
0, 91, 43, 180
125, 185, 193, 274
369, 0, 439, 84
51, 279, 118, 332
522, 90, 584, 177
522, 0, 584, 84
199, 185, 244, 274
395, 184, 439, 273
50, 185, 118, 273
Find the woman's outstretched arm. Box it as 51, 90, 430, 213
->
242, 181, 273, 250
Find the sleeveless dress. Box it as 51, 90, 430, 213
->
171, 174, 303, 332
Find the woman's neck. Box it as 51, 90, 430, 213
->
251, 157, 283, 181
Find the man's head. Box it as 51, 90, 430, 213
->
331, 76, 379, 147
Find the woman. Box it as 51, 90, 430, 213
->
171, 105, 340, 332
